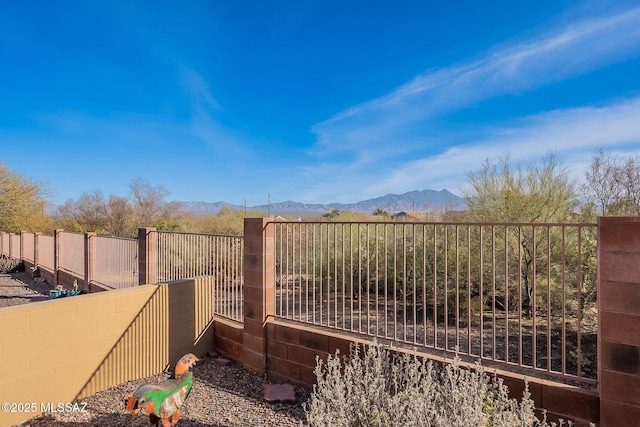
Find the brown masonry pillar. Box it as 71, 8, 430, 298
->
85, 232, 96, 290
242, 217, 275, 373
138, 227, 158, 285
598, 217, 640, 426
54, 229, 63, 287
33, 232, 41, 270
20, 230, 25, 260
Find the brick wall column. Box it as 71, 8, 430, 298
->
33, 232, 41, 269
598, 217, 640, 426
20, 230, 25, 261
138, 227, 157, 285
54, 229, 63, 287
8, 232, 13, 259
85, 232, 96, 288
242, 217, 275, 373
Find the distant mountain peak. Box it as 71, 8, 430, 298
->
177, 189, 464, 216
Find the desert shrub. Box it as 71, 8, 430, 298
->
305, 342, 571, 427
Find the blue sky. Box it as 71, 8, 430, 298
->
2, 1, 640, 206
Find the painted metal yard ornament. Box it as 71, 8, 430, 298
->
125, 353, 199, 427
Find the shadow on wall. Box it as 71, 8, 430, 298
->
78, 277, 216, 399
0, 277, 216, 426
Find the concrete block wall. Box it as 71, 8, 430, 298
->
261, 319, 598, 425
213, 317, 243, 362
598, 217, 640, 426
265, 320, 353, 387
0, 277, 216, 427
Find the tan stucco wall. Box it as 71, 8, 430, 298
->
0, 277, 215, 427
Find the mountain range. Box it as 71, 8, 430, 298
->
178, 189, 465, 216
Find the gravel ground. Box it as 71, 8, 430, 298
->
0, 270, 311, 427
20, 358, 310, 427
0, 271, 54, 307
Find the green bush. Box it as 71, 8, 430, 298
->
305, 342, 575, 427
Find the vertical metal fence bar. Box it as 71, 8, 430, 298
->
319, 224, 324, 326
333, 224, 339, 327
312, 224, 317, 324
455, 225, 460, 351
325, 223, 330, 328
298, 223, 302, 321
577, 226, 583, 380
357, 223, 362, 334
227, 236, 232, 320
491, 225, 496, 360
225, 235, 231, 320
393, 224, 398, 341
366, 224, 371, 336
504, 225, 509, 363
479, 225, 484, 358
547, 226, 552, 372
304, 223, 309, 323
444, 224, 449, 351
376, 224, 381, 340
287, 223, 292, 319
349, 224, 354, 331
402, 224, 407, 342
384, 224, 389, 339
422, 225, 428, 347
412, 224, 417, 344
532, 226, 537, 370
337, 224, 342, 329
433, 224, 438, 348
467, 225, 472, 356
518, 227, 523, 367
278, 224, 284, 317
214, 235, 219, 317
561, 226, 567, 376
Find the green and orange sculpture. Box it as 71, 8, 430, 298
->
125, 353, 199, 427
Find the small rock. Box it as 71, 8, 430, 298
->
208, 350, 219, 358
263, 383, 296, 404
215, 357, 231, 366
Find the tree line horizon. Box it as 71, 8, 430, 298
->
1, 148, 638, 237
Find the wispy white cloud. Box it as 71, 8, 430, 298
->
372, 96, 640, 196
311, 6, 640, 155
299, 95, 640, 203
298, 6, 640, 203
179, 67, 247, 159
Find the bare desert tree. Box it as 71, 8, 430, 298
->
583, 149, 640, 216
129, 177, 180, 229
55, 178, 179, 237
56, 190, 109, 233
106, 195, 135, 237
582, 149, 621, 215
